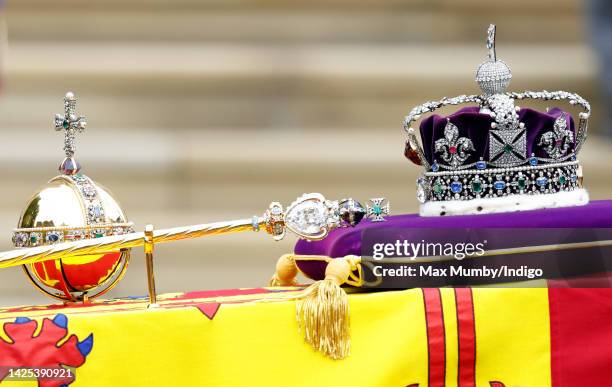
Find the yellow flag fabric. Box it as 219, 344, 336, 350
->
0, 287, 550, 386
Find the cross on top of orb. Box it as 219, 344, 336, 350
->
54, 92, 87, 175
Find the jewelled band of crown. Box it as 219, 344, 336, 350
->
422, 161, 580, 202
401, 24, 591, 216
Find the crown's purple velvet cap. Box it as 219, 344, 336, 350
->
419, 107, 575, 165
293, 201, 612, 281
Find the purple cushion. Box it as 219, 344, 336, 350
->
294, 200, 612, 281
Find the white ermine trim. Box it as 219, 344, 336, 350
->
420, 189, 589, 217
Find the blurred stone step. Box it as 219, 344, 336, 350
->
4, 8, 585, 44
0, 43, 597, 129
6, 0, 580, 11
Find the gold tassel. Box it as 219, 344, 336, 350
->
295, 255, 361, 360
268, 254, 298, 286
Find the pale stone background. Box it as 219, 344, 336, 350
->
0, 0, 610, 306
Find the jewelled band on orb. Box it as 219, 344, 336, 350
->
13, 223, 135, 247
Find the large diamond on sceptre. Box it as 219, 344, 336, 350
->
283, 193, 340, 240
265, 193, 388, 241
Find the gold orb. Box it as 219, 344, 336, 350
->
12, 91, 133, 302
13, 174, 133, 301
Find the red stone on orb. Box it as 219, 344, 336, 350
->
449, 146, 458, 154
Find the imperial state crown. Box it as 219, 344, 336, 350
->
12, 92, 133, 302
404, 25, 591, 216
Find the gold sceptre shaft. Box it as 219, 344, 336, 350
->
0, 217, 265, 270
0, 193, 388, 270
